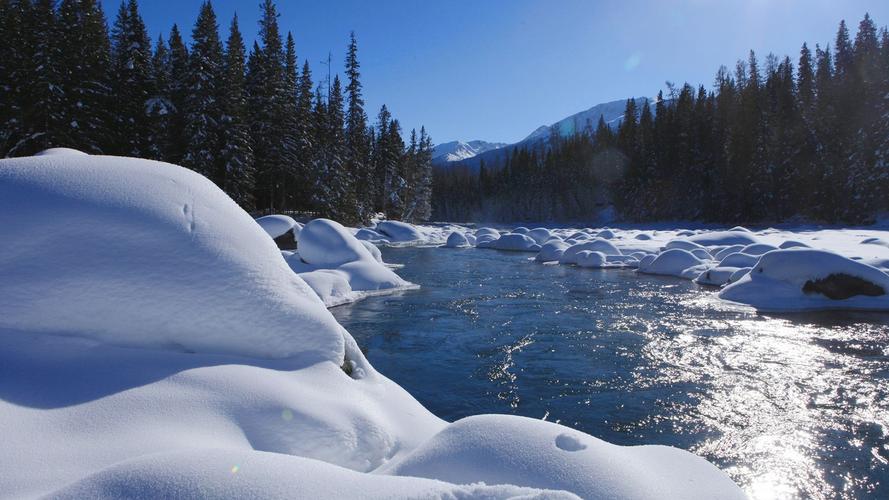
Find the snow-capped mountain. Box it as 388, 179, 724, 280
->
436, 97, 656, 169
432, 140, 508, 164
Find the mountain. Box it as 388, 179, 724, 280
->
435, 97, 655, 169
432, 140, 508, 164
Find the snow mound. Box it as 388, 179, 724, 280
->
0, 154, 343, 361
444, 231, 471, 248
35, 147, 88, 156
597, 229, 615, 239
779, 240, 810, 249
687, 230, 759, 246
638, 249, 704, 278
381, 414, 744, 500
664, 239, 706, 252
714, 245, 746, 260
719, 252, 760, 268
354, 228, 388, 243
290, 219, 412, 307
50, 448, 575, 500
376, 220, 422, 242
475, 227, 500, 238
255, 214, 298, 239
478, 233, 541, 252
635, 233, 653, 240
576, 250, 608, 268
720, 249, 889, 311
739, 243, 777, 256
512, 226, 530, 234
559, 239, 622, 265
695, 267, 741, 286
536, 240, 570, 263
527, 227, 553, 244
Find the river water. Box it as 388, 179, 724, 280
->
331, 245, 889, 499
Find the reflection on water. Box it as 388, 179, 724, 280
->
331, 246, 889, 499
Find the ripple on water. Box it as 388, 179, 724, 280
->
332, 246, 889, 499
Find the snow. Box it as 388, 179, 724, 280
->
687, 230, 759, 246
719, 248, 889, 311
527, 227, 554, 244
255, 214, 298, 239
34, 147, 88, 156
576, 250, 609, 268
559, 239, 622, 265
477, 233, 541, 252
375, 220, 423, 242
355, 227, 388, 243
638, 249, 704, 278
381, 414, 745, 500
0, 153, 342, 362
536, 239, 571, 263
0, 152, 744, 499
444, 231, 471, 248
287, 219, 414, 307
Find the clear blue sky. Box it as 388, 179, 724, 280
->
104, 0, 889, 144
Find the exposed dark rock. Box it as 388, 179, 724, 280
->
802, 273, 885, 300
273, 229, 297, 250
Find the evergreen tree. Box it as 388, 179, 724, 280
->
166, 24, 189, 164
293, 60, 315, 210
0, 0, 27, 155
182, 0, 224, 181
219, 14, 255, 210
110, 0, 153, 156
146, 34, 171, 160
344, 31, 372, 222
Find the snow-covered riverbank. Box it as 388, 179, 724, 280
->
0, 151, 743, 499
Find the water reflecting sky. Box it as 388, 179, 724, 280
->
332, 246, 889, 499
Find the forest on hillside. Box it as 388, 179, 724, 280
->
0, 0, 433, 225
433, 14, 889, 225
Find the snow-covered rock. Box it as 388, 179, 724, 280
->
255, 214, 299, 249
664, 239, 706, 252
291, 219, 413, 306
576, 250, 608, 268
376, 220, 423, 242
355, 228, 387, 242
719, 252, 760, 268
444, 231, 471, 248
695, 266, 741, 286
536, 240, 571, 263
34, 147, 88, 156
720, 249, 889, 311
638, 249, 704, 278
739, 243, 777, 256
0, 153, 343, 362
688, 230, 759, 246
512, 226, 530, 234
527, 227, 553, 244
478, 233, 541, 252
559, 239, 622, 265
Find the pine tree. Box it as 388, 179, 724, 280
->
182, 0, 224, 181
0, 0, 27, 155
146, 34, 171, 160
110, 0, 153, 156
16, 0, 67, 155
57, 0, 111, 154
372, 104, 392, 211
166, 24, 189, 164
220, 14, 255, 210
344, 31, 372, 222
293, 60, 315, 210
279, 32, 299, 210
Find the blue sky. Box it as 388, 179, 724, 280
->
104, 0, 889, 144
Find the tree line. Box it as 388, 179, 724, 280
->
0, 0, 433, 224
433, 14, 889, 225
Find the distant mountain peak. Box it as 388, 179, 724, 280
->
432, 140, 508, 164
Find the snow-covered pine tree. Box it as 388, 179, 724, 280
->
246, 0, 287, 212
109, 0, 153, 157
145, 34, 171, 161
0, 0, 25, 156
413, 126, 434, 221
321, 76, 356, 222
385, 118, 406, 219
182, 1, 224, 183
166, 24, 189, 165
293, 60, 315, 211
15, 0, 67, 155
372, 104, 392, 212
57, 0, 111, 154
220, 14, 255, 211
874, 28, 889, 212
279, 32, 300, 210
344, 31, 372, 222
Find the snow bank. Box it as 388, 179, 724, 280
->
51, 448, 574, 500
720, 248, 889, 311
34, 147, 88, 156
444, 231, 471, 248
376, 220, 423, 242
0, 153, 343, 362
381, 415, 745, 500
687, 230, 759, 246
477, 233, 541, 252
355, 228, 388, 243
638, 249, 704, 278
289, 219, 413, 307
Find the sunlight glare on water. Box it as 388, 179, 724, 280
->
332, 246, 889, 499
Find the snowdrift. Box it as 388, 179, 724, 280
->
0, 153, 343, 362
477, 232, 541, 252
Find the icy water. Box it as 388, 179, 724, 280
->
331, 245, 889, 500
